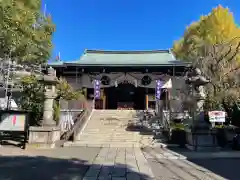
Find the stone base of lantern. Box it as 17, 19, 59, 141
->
27, 126, 60, 149
185, 128, 220, 151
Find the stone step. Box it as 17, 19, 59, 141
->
80, 137, 151, 141
74, 109, 153, 147
76, 138, 153, 143
64, 141, 142, 148
77, 136, 139, 139
76, 140, 141, 143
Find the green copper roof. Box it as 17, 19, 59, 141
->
48, 61, 64, 66
48, 49, 188, 67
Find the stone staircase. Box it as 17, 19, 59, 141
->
64, 110, 153, 147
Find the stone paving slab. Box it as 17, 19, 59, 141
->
83, 147, 155, 180
65, 142, 145, 148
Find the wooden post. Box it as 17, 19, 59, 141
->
100, 89, 103, 98
100, 88, 105, 109
103, 95, 106, 109
83, 88, 87, 98
145, 94, 148, 110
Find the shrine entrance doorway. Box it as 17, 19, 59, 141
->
105, 82, 145, 110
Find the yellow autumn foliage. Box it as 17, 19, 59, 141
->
172, 5, 240, 61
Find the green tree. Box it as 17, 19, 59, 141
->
0, 0, 55, 64
172, 5, 240, 113
56, 78, 83, 100
54, 78, 84, 123
172, 5, 240, 62
19, 76, 84, 125
19, 75, 45, 125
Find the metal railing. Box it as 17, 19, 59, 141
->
55, 98, 92, 147
59, 109, 83, 132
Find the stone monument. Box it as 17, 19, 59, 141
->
185, 67, 219, 151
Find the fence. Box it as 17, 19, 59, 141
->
56, 98, 93, 146
59, 100, 86, 133
59, 109, 83, 133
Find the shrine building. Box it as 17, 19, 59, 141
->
48, 49, 189, 110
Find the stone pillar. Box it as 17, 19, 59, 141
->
42, 91, 56, 126
42, 67, 57, 126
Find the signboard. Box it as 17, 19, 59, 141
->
208, 111, 226, 123
0, 113, 26, 131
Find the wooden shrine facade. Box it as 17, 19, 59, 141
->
48, 49, 189, 110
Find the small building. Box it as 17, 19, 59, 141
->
48, 49, 189, 110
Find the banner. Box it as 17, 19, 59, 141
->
155, 80, 163, 100
94, 80, 101, 99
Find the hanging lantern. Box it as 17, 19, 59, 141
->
94, 80, 101, 99
155, 80, 163, 100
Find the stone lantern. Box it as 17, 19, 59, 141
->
184, 67, 219, 151
28, 67, 60, 148
41, 67, 58, 126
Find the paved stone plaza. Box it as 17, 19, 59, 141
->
1, 146, 240, 180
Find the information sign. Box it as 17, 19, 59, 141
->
0, 113, 26, 131
208, 111, 226, 123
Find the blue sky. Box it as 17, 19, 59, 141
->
42, 0, 239, 62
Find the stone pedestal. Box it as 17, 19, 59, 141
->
185, 128, 219, 151
185, 112, 220, 151
27, 126, 60, 148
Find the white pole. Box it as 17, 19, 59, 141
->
44, 4, 47, 17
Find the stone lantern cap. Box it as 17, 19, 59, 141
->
38, 67, 58, 85
185, 68, 210, 86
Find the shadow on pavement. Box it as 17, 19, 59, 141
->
0, 155, 152, 180
190, 158, 240, 180
167, 146, 240, 180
